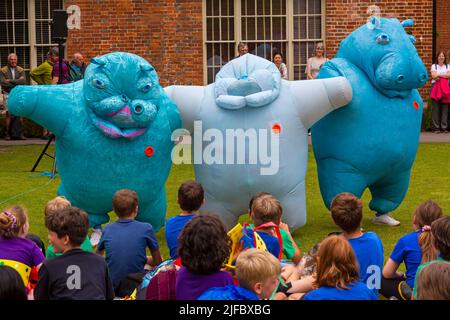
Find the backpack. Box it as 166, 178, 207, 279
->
68, 64, 83, 82
135, 260, 179, 300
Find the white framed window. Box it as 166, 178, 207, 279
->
203, 0, 325, 84
0, 0, 64, 79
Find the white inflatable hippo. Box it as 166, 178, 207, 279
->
165, 54, 352, 230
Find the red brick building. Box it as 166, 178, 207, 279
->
1, 0, 448, 96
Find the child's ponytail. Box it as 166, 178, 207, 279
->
0, 206, 28, 239
414, 201, 444, 264
419, 226, 437, 263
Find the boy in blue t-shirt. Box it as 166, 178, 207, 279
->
165, 181, 204, 259
330, 193, 384, 296
97, 189, 162, 294
246, 194, 283, 259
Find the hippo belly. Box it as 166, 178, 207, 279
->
56, 108, 174, 229
195, 86, 309, 229
312, 63, 423, 214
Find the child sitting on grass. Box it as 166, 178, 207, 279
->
34, 207, 114, 300
165, 180, 204, 259
245, 194, 282, 259
176, 214, 233, 300
248, 192, 301, 264
198, 248, 281, 300
330, 192, 384, 295
413, 216, 450, 299
303, 235, 378, 300
414, 261, 450, 300
44, 196, 93, 259
97, 189, 162, 294
382, 200, 443, 300
0, 206, 45, 273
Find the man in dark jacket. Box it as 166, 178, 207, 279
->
0, 53, 27, 140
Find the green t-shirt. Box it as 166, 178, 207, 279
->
412, 257, 450, 299
45, 236, 93, 259
249, 224, 298, 260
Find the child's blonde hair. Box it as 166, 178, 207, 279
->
0, 205, 28, 239
250, 194, 283, 226
45, 196, 71, 218
235, 248, 281, 291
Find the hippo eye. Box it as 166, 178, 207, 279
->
141, 83, 152, 93
409, 35, 416, 44
92, 78, 106, 89
376, 33, 390, 45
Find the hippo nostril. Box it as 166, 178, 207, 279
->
134, 105, 143, 114
396, 75, 405, 83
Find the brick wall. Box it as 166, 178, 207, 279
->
436, 0, 450, 59
325, 0, 433, 98
65, 0, 435, 97
65, 0, 203, 86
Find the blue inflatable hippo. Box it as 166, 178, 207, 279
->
311, 18, 428, 221
166, 54, 352, 229
8, 52, 181, 230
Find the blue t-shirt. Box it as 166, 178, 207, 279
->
348, 232, 384, 293
165, 214, 197, 259
303, 281, 378, 300
98, 219, 159, 288
198, 284, 259, 300
390, 230, 422, 288
243, 229, 280, 259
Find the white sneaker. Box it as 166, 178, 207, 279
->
372, 214, 400, 226
90, 228, 102, 246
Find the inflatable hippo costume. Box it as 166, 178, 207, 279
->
311, 18, 428, 225
166, 54, 352, 230
8, 52, 181, 231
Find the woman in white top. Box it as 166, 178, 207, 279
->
273, 52, 288, 80
430, 51, 450, 133
305, 43, 329, 80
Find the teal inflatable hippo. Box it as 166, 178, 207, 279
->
311, 18, 428, 222
8, 52, 181, 230
166, 54, 352, 230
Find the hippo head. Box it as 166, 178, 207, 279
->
336, 17, 428, 98
214, 54, 281, 109
84, 52, 161, 139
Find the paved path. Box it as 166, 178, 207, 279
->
0, 132, 449, 147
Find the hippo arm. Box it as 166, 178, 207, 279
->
289, 76, 352, 129
164, 85, 204, 134
7, 84, 74, 137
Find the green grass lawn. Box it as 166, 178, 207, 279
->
0, 143, 449, 265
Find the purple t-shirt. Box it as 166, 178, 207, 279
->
176, 267, 234, 300
0, 237, 45, 267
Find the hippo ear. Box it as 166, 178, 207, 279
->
402, 19, 414, 28
366, 16, 381, 30
91, 56, 108, 66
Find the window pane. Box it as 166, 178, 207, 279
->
14, 0, 28, 19
214, 18, 220, 40
272, 0, 281, 15
257, 17, 264, 40
207, 18, 213, 40
213, 0, 220, 16
15, 21, 29, 44
300, 16, 307, 39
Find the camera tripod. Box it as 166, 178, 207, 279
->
31, 133, 57, 178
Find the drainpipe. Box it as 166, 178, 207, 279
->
432, 0, 436, 60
